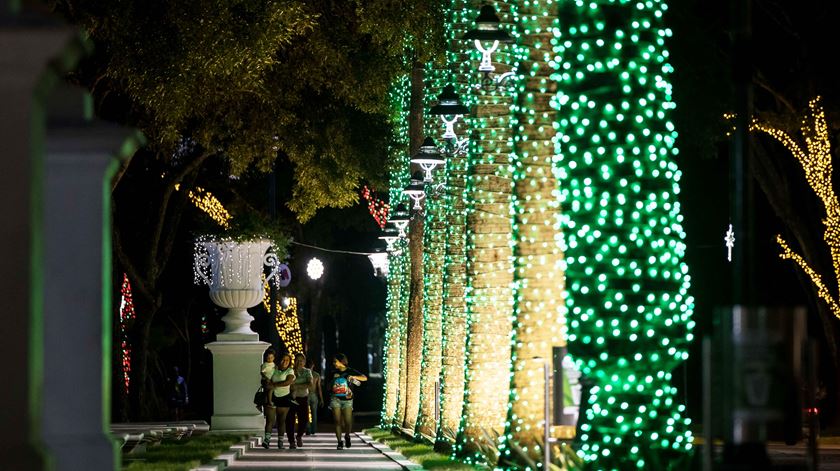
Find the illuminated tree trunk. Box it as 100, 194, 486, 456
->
437, 139, 469, 445
456, 2, 516, 462
435, 0, 473, 449
382, 251, 404, 425
552, 2, 694, 468
395, 248, 411, 427
417, 185, 446, 438
401, 62, 426, 431
385, 74, 412, 428
402, 214, 425, 430
501, 3, 566, 460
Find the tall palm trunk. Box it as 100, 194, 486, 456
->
501, 3, 566, 459
382, 250, 404, 425
455, 1, 516, 461
435, 0, 474, 448
400, 62, 427, 431
552, 2, 694, 468
416, 184, 447, 437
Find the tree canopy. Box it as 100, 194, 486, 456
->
54, 0, 445, 220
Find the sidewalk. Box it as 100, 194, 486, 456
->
225, 432, 404, 470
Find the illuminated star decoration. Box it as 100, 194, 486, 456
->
362, 185, 390, 229
724, 224, 735, 262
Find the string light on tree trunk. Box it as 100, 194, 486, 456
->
551, 1, 694, 467
119, 273, 136, 397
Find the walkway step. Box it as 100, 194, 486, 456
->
218, 432, 417, 470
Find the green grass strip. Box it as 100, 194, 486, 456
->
122, 433, 248, 471
363, 428, 482, 471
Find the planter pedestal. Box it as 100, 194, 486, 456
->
205, 340, 269, 432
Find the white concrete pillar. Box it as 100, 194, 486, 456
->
0, 21, 72, 471
41, 114, 136, 470
205, 340, 269, 432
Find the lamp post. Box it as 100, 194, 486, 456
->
429, 85, 470, 140
388, 204, 411, 237
402, 171, 427, 211
378, 226, 401, 253
461, 4, 515, 90
410, 137, 446, 183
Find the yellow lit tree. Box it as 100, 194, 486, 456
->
752, 97, 840, 320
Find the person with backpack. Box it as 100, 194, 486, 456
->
328, 353, 366, 450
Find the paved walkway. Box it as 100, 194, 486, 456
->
226, 432, 404, 470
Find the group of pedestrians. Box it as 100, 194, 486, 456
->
258, 348, 367, 450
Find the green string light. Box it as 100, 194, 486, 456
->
550, 1, 694, 467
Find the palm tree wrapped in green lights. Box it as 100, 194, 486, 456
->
552, 1, 695, 468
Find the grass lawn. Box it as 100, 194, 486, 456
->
122, 433, 248, 471
363, 428, 484, 471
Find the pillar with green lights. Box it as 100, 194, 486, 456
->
435, 0, 477, 448
454, 0, 518, 463
382, 75, 412, 427
551, 1, 695, 468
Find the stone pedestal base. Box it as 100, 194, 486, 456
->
205, 340, 270, 433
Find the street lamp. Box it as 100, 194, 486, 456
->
402, 171, 426, 211
306, 257, 324, 280
388, 204, 410, 237
367, 248, 389, 278
410, 137, 446, 183
430, 85, 470, 140
378, 226, 400, 252
461, 4, 515, 90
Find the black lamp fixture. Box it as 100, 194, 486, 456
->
402, 171, 427, 210
378, 226, 400, 252
387, 203, 411, 237
461, 4, 515, 90
429, 85, 470, 140
410, 137, 446, 183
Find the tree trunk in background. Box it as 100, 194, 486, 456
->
416, 180, 447, 438
395, 247, 411, 426
401, 62, 426, 431
437, 144, 469, 445
456, 1, 515, 460
382, 252, 404, 425
503, 5, 566, 459
436, 0, 474, 448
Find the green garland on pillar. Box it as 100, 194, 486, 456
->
551, 1, 694, 468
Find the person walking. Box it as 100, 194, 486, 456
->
328, 353, 367, 450
306, 359, 323, 435
259, 348, 276, 448
270, 353, 297, 449
287, 353, 314, 447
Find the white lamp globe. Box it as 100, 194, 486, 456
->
306, 257, 324, 280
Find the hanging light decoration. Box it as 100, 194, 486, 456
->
411, 137, 446, 183
388, 203, 411, 237
461, 4, 515, 90
402, 171, 427, 210
429, 85, 470, 140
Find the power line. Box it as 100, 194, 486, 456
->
290, 240, 378, 256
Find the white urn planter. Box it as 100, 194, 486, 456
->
194, 238, 281, 339
195, 238, 281, 432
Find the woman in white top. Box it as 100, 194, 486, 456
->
269, 353, 296, 449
